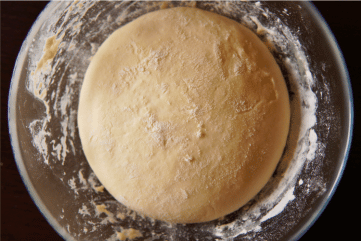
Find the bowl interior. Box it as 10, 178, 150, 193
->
8, 1, 352, 240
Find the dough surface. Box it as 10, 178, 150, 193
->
78, 7, 290, 223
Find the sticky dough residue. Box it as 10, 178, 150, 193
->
25, 1, 328, 240
116, 228, 143, 241
35, 35, 62, 73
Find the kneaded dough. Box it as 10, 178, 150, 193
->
78, 7, 290, 223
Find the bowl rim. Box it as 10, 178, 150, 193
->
7, 1, 354, 241
7, 1, 75, 240
288, 2, 354, 240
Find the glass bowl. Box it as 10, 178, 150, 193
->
8, 1, 353, 240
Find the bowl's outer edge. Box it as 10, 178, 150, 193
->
8, 1, 75, 240
291, 2, 354, 240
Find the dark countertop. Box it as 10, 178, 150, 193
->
2, 1, 360, 240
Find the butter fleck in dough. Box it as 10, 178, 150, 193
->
78, 7, 290, 223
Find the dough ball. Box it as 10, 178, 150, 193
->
78, 7, 290, 223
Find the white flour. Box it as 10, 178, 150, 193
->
25, 1, 328, 240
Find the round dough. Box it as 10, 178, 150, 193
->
78, 7, 290, 223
